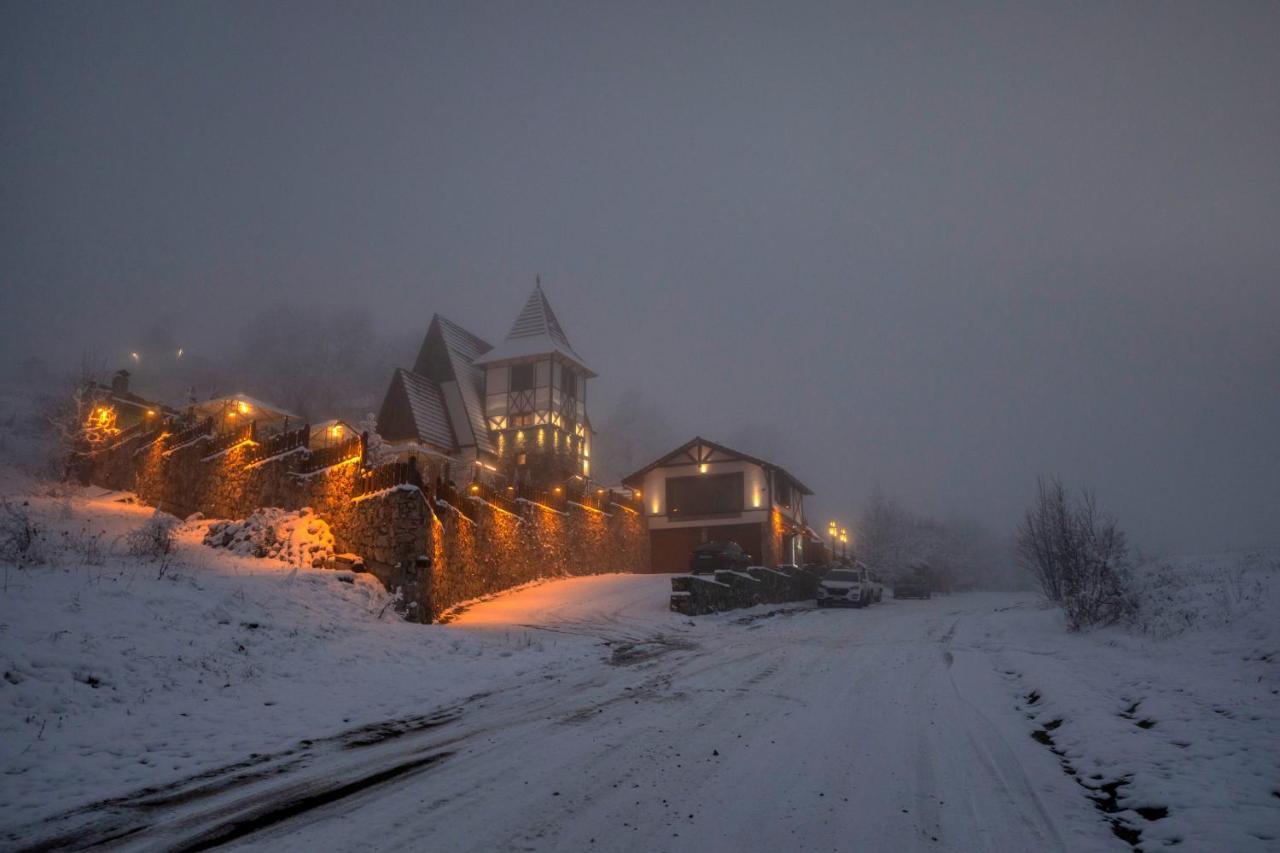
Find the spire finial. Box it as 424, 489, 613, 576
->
535, 273, 541, 289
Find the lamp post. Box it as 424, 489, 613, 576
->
827, 520, 838, 561
840, 528, 848, 558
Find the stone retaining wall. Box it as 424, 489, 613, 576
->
82, 427, 647, 622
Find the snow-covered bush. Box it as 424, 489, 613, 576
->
1129, 551, 1278, 637
357, 413, 390, 466
203, 507, 336, 567
1016, 476, 1135, 630
124, 509, 178, 561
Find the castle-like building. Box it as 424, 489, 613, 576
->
376, 282, 594, 486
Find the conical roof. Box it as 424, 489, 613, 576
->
473, 283, 595, 376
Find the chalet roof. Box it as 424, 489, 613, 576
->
410, 315, 495, 456
90, 386, 177, 416
310, 418, 357, 438
386, 369, 457, 451
473, 283, 596, 377
621, 436, 815, 495
191, 394, 298, 421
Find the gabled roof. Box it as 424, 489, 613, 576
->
191, 394, 299, 421
91, 386, 178, 416
409, 315, 494, 455
376, 368, 458, 452
621, 436, 814, 495
473, 283, 595, 377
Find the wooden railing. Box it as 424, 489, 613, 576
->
444, 478, 641, 518
298, 433, 363, 474
164, 417, 213, 450
463, 480, 521, 516
202, 420, 256, 458
243, 424, 310, 466
607, 488, 644, 514
352, 458, 423, 498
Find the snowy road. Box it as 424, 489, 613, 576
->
12, 566, 1277, 853
14, 578, 1121, 852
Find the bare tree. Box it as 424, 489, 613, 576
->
1016, 476, 1134, 630
41, 358, 108, 481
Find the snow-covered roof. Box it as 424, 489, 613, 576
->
473, 283, 595, 377
412, 315, 494, 456
310, 418, 356, 437
394, 369, 457, 451
621, 436, 815, 495
191, 394, 299, 421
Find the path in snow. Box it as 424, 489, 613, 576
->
12, 578, 1112, 852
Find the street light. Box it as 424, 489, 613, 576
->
840, 527, 848, 558
827, 520, 838, 559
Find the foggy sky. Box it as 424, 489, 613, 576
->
3, 2, 1278, 554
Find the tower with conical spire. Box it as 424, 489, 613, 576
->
473, 280, 596, 484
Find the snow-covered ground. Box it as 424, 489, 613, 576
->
2, 477, 1278, 852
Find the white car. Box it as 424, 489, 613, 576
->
816, 566, 883, 608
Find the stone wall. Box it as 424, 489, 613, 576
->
428, 497, 648, 621
83, 426, 646, 623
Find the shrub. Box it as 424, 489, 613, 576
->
125, 509, 178, 561
1016, 476, 1135, 630
0, 499, 45, 567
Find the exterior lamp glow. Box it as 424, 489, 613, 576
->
237, 401, 250, 415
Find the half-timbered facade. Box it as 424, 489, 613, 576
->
375, 282, 594, 486
622, 437, 814, 572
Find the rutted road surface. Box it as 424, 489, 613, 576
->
13, 579, 1121, 852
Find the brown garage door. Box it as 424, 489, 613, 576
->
649, 528, 704, 573
648, 523, 765, 573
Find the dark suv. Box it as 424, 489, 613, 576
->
893, 575, 931, 599
689, 541, 752, 574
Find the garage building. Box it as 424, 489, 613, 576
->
622, 437, 816, 573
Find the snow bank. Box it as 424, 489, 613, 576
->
0, 481, 592, 831
988, 548, 1280, 851
203, 507, 336, 567
1129, 549, 1280, 638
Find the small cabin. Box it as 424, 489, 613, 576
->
190, 394, 298, 436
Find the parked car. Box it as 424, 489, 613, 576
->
816, 565, 883, 608
893, 575, 931, 599
689, 541, 752, 574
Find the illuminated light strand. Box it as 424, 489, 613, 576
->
200, 438, 258, 462
515, 497, 569, 516
567, 500, 612, 517
465, 494, 525, 521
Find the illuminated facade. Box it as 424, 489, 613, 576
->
376, 282, 594, 486
622, 437, 814, 572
